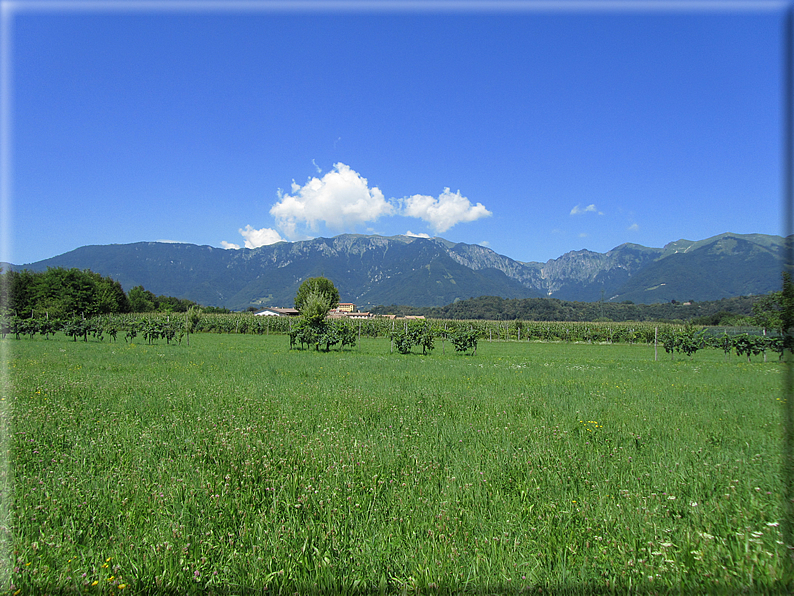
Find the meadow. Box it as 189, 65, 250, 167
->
4, 332, 788, 594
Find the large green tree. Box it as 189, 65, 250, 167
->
751, 272, 792, 335
294, 277, 340, 313
1, 267, 131, 318
128, 286, 157, 313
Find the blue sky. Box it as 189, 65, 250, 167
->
4, 1, 786, 266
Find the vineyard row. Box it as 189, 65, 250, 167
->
2, 311, 769, 345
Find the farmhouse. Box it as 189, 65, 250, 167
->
327, 309, 373, 320
254, 307, 299, 317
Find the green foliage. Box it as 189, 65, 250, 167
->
374, 293, 764, 323
317, 321, 340, 352
294, 277, 340, 313
289, 318, 356, 352
1, 267, 131, 319
780, 271, 794, 353
289, 318, 315, 350
186, 306, 202, 333
677, 326, 706, 358
128, 285, 157, 313
659, 328, 679, 358
751, 293, 783, 333
391, 328, 414, 354
390, 321, 436, 355
710, 332, 734, 358
300, 289, 333, 325
62, 317, 89, 342
337, 320, 357, 350
732, 334, 760, 363
449, 326, 478, 355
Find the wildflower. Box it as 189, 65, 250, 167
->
118, 585, 126, 590
91, 581, 99, 586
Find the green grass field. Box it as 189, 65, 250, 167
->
4, 333, 788, 594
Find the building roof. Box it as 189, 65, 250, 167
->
254, 307, 299, 316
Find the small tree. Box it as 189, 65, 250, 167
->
678, 325, 706, 359
318, 322, 340, 352
338, 320, 357, 350
450, 327, 478, 355
63, 317, 89, 342
712, 332, 734, 361
769, 336, 786, 361
390, 321, 435, 355
659, 329, 680, 360
391, 327, 415, 354
294, 277, 340, 312
301, 290, 332, 325
733, 334, 759, 363
418, 322, 436, 355
128, 285, 157, 313
186, 306, 201, 346
290, 318, 318, 350
291, 289, 333, 351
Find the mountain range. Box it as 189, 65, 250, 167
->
8, 232, 786, 310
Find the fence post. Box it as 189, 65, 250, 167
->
654, 326, 658, 361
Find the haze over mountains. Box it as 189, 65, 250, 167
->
10, 232, 785, 311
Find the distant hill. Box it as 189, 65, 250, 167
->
10, 232, 786, 310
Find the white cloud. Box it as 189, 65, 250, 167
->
239, 225, 285, 248
270, 163, 394, 239
404, 230, 430, 238
400, 188, 491, 233
223, 226, 285, 249
628, 223, 639, 231
479, 240, 490, 247
579, 232, 588, 238
570, 204, 599, 215
230, 164, 491, 244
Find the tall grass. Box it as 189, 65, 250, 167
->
6, 334, 786, 593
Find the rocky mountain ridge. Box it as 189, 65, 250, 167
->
12, 232, 785, 310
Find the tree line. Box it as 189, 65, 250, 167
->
371, 294, 764, 324
0, 267, 228, 319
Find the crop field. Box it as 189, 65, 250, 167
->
2, 332, 789, 594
